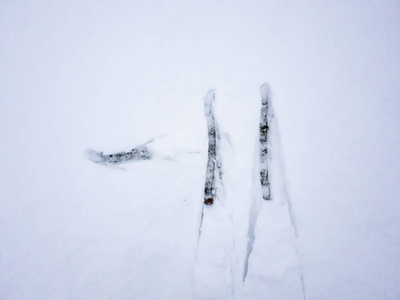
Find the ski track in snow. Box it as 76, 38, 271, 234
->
242, 85, 305, 299
2, 3, 400, 299
195, 90, 235, 299
194, 85, 305, 299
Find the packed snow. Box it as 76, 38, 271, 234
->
1, 1, 400, 299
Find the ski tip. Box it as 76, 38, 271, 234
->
206, 88, 216, 95
85, 149, 105, 163
260, 83, 271, 105
204, 89, 216, 105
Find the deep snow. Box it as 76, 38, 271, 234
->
1, 1, 400, 299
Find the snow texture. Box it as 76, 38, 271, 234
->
243, 84, 305, 299
1, 1, 400, 299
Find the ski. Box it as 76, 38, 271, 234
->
260, 83, 271, 200
203, 89, 222, 205
86, 145, 152, 165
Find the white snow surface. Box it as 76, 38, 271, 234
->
1, 1, 400, 299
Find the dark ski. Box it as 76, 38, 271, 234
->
203, 89, 222, 206
260, 83, 271, 200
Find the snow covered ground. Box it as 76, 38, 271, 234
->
1, 1, 400, 299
